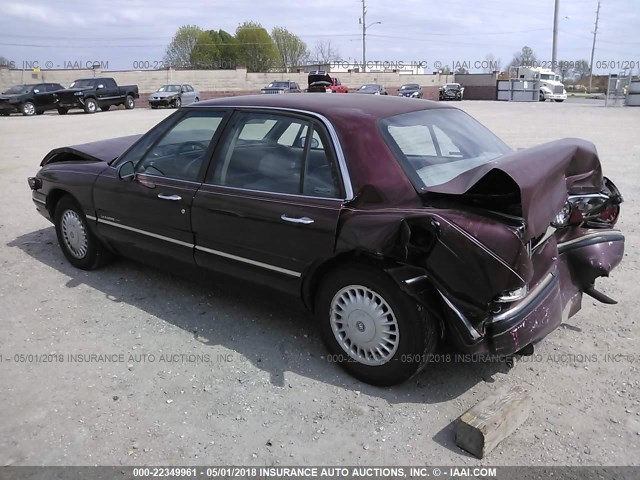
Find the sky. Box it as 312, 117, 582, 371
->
0, 0, 638, 74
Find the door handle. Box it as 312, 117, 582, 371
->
158, 194, 182, 201
281, 214, 314, 225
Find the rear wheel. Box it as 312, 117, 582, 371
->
21, 102, 36, 116
0, 111, 9, 116
57, 107, 68, 115
125, 95, 135, 109
54, 195, 109, 270
84, 98, 98, 113
316, 264, 438, 386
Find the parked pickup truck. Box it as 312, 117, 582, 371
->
55, 78, 139, 114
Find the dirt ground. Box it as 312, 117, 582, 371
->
0, 99, 638, 467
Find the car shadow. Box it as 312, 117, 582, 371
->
8, 227, 511, 408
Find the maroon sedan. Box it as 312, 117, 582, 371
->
28, 95, 624, 386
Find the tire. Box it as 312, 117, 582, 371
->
100, 105, 110, 112
125, 95, 135, 109
554, 99, 564, 102
173, 97, 182, 108
84, 98, 98, 114
57, 107, 68, 115
539, 91, 546, 102
150, 105, 158, 109
53, 195, 109, 270
194, 97, 199, 103
21, 101, 36, 116
315, 264, 438, 386
0, 111, 9, 116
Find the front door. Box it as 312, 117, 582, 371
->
192, 110, 347, 292
93, 110, 228, 264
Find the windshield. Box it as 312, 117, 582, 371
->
380, 109, 511, 189
360, 84, 379, 91
268, 82, 289, 88
69, 79, 95, 88
4, 85, 31, 94
400, 84, 419, 90
540, 74, 553, 80
157, 85, 180, 92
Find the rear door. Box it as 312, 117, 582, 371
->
97, 78, 121, 105
191, 109, 349, 292
93, 109, 229, 265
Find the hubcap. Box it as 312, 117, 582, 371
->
87, 101, 96, 112
330, 285, 400, 366
24, 103, 35, 115
61, 210, 88, 259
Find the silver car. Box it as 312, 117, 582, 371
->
148, 84, 200, 108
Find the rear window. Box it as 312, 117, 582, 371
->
380, 109, 511, 190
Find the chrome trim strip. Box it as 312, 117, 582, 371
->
195, 245, 301, 277
188, 104, 355, 200
438, 291, 482, 340
86, 214, 97, 221
32, 197, 46, 206
96, 218, 194, 248
489, 272, 556, 324
556, 230, 623, 250
197, 184, 345, 203
405, 275, 428, 285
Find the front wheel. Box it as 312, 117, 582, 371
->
173, 97, 182, 108
57, 107, 68, 115
54, 196, 109, 270
21, 102, 36, 116
125, 95, 135, 109
316, 264, 438, 386
84, 98, 98, 113
554, 99, 564, 102
539, 91, 546, 102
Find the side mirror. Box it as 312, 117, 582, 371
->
33, 89, 40, 93
117, 161, 136, 180
97, 84, 105, 89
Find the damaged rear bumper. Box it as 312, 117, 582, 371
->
438, 229, 625, 355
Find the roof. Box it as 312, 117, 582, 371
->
190, 94, 451, 123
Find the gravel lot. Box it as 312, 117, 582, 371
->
0, 100, 638, 467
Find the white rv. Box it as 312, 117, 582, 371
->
516, 67, 567, 102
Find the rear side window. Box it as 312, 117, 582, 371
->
208, 111, 343, 198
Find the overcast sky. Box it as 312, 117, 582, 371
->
1, 0, 638, 73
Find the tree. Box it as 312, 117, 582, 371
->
311, 41, 340, 65
190, 31, 221, 69
439, 65, 452, 75
455, 66, 469, 74
217, 30, 238, 69
271, 27, 308, 72
0, 55, 12, 67
508, 46, 537, 68
164, 25, 203, 68
235, 21, 278, 72
484, 53, 502, 73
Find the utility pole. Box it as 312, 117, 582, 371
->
552, 0, 559, 66
588, 1, 601, 93
361, 0, 367, 72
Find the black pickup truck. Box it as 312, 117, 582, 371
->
55, 77, 139, 114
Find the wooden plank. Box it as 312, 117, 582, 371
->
455, 385, 531, 458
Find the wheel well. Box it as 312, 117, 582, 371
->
302, 251, 448, 337
46, 189, 72, 218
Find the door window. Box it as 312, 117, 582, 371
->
135, 112, 225, 182
208, 112, 343, 198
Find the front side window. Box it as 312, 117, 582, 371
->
380, 109, 511, 189
209, 112, 342, 198
134, 112, 225, 182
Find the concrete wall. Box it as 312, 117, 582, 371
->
0, 66, 455, 96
